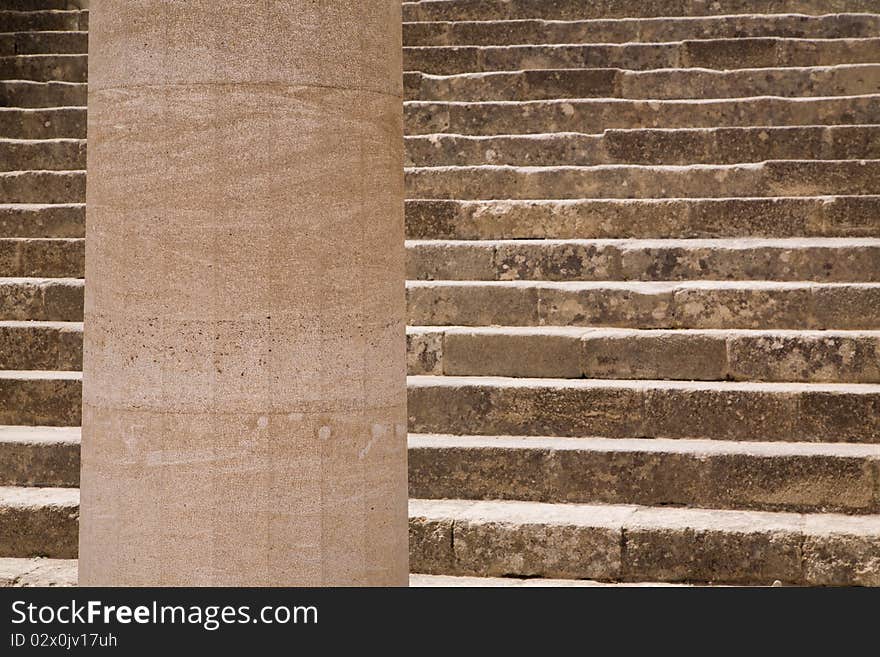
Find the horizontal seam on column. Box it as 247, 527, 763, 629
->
89, 80, 404, 100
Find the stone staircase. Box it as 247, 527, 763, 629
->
1, 0, 879, 586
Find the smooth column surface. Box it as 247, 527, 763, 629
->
79, 2, 407, 585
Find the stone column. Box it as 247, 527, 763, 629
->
79, 2, 407, 586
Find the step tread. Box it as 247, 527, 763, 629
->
0, 485, 77, 507
409, 497, 880, 535
0, 557, 76, 587
407, 374, 880, 393
407, 237, 880, 247
0, 369, 80, 380
0, 425, 79, 444
407, 279, 880, 290
407, 325, 880, 337
406, 158, 880, 171
409, 573, 688, 586
409, 432, 880, 457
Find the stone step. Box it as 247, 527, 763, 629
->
402, 0, 880, 22
0, 170, 85, 203
404, 197, 880, 240
0, 277, 83, 321
0, 321, 81, 370
409, 497, 880, 585
0, 80, 88, 108
405, 160, 880, 200
410, 574, 688, 586
405, 125, 880, 167
404, 39, 880, 75
0, 54, 86, 82
0, 107, 86, 138
0, 238, 83, 277
0, 425, 79, 487
403, 14, 880, 46
405, 94, 880, 135
408, 375, 880, 443
0, 485, 77, 558
0, 10, 86, 32
0, 203, 84, 238
409, 434, 880, 514
0, 557, 76, 587
0, 371, 80, 426
0, 1, 85, 9
406, 238, 880, 282
406, 64, 880, 102
406, 326, 880, 383
406, 280, 880, 330
0, 138, 85, 170
0, 31, 88, 56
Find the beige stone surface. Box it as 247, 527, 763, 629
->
80, 1, 407, 586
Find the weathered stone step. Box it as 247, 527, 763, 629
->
405, 125, 880, 167
405, 160, 880, 200
402, 0, 880, 22
0, 138, 85, 170
403, 14, 880, 46
0, 370, 80, 426
406, 64, 880, 102
0, 1, 85, 9
407, 375, 880, 443
0, 277, 83, 321
0, 170, 84, 203
0, 426, 79, 487
0, 81, 85, 109
405, 94, 880, 135
0, 10, 86, 32
0, 54, 86, 82
410, 574, 687, 586
407, 326, 880, 383
0, 486, 77, 558
409, 434, 880, 514
405, 197, 880, 240
406, 281, 880, 330
0, 557, 76, 587
0, 321, 81, 370
409, 497, 880, 585
406, 238, 880, 282
0, 204, 84, 238
404, 39, 880, 75
0, 31, 87, 56
0, 107, 86, 138
0, 238, 83, 277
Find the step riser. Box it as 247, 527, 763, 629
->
409, 504, 879, 585
0, 55, 87, 83
407, 242, 880, 282
0, 11, 87, 32
0, 378, 80, 426
0, 324, 81, 370
405, 198, 880, 240
0, 239, 83, 277
403, 15, 880, 46
0, 172, 85, 204
0, 141, 85, 171
0, 32, 88, 56
0, 280, 83, 321
405, 96, 880, 135
0, 109, 86, 139
0, 442, 78, 487
405, 40, 880, 75
405, 127, 880, 167
409, 443, 880, 514
0, 83, 87, 109
406, 162, 880, 200
0, 503, 77, 559
407, 382, 880, 443
407, 283, 880, 330
406, 66, 880, 102
407, 330, 880, 383
0, 205, 84, 239
402, 0, 880, 22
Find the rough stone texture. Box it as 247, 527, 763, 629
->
0, 371, 80, 426
0, 426, 80, 487
80, 2, 408, 586
0, 486, 78, 558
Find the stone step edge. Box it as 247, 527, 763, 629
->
404, 158, 880, 172
409, 573, 692, 586
0, 557, 76, 587
406, 236, 880, 247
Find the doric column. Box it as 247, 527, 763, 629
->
79, 1, 407, 585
